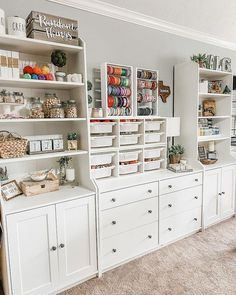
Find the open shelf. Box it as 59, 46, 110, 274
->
0, 34, 83, 55
198, 116, 230, 119
0, 150, 88, 164
0, 78, 84, 90
198, 135, 230, 142
0, 118, 86, 123
199, 68, 232, 78
199, 93, 231, 99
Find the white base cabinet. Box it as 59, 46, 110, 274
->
204, 165, 236, 227
6, 195, 97, 295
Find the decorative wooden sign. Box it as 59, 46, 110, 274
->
158, 81, 171, 103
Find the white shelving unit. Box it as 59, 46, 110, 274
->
174, 61, 235, 169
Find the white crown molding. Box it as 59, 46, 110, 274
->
48, 0, 236, 51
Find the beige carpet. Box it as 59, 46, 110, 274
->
59, 218, 236, 295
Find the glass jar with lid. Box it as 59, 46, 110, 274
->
43, 93, 60, 118
50, 103, 65, 118
65, 100, 78, 118
30, 97, 44, 118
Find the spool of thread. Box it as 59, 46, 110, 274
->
208, 141, 215, 152
0, 8, 6, 35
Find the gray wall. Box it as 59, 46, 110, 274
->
1, 0, 236, 116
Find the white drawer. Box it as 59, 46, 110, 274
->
159, 186, 202, 219
101, 222, 158, 270
100, 182, 158, 210
159, 173, 202, 195
101, 197, 158, 239
159, 207, 201, 245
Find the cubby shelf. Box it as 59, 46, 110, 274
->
199, 68, 232, 78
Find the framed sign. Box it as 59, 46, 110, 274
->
1, 180, 22, 201
198, 146, 206, 160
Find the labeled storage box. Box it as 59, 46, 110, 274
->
144, 160, 162, 171
119, 150, 140, 162
91, 153, 114, 166
20, 179, 59, 197
119, 163, 140, 175
120, 121, 141, 133
145, 121, 163, 132
144, 148, 163, 159
120, 134, 141, 145
90, 122, 116, 134
91, 135, 116, 148
145, 132, 162, 143
91, 166, 115, 179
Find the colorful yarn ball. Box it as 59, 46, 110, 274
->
23, 66, 33, 74
31, 74, 38, 80
38, 74, 46, 80
45, 73, 54, 81
23, 73, 31, 79
33, 66, 42, 75
41, 65, 50, 75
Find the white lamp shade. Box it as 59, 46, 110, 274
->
166, 117, 180, 137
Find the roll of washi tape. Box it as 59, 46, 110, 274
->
152, 81, 157, 90
108, 96, 114, 108
108, 85, 113, 95
137, 92, 143, 103
137, 71, 141, 78
121, 68, 127, 76
107, 65, 113, 75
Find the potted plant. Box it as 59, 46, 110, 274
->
57, 156, 72, 184
51, 50, 67, 81
168, 144, 184, 164
190, 53, 208, 68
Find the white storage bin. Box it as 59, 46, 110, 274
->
145, 160, 162, 171
91, 153, 114, 166
144, 148, 163, 159
91, 135, 116, 148
119, 150, 140, 162
145, 121, 163, 132
120, 121, 141, 133
119, 163, 140, 175
91, 166, 115, 179
90, 122, 116, 134
120, 134, 141, 145
145, 132, 162, 143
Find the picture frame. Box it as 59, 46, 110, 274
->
198, 146, 207, 160
1, 180, 22, 201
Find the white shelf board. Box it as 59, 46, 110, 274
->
198, 116, 230, 119
0, 150, 87, 164
0, 118, 86, 123
0, 34, 83, 55
198, 135, 230, 142
199, 93, 231, 99
0, 78, 84, 90
199, 68, 232, 78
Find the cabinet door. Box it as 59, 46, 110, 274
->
221, 165, 236, 218
56, 196, 97, 286
7, 206, 58, 295
204, 168, 221, 227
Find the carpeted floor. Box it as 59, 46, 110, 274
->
59, 217, 236, 295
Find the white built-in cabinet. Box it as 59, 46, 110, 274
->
204, 165, 236, 227
6, 195, 97, 295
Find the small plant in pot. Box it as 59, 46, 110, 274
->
168, 144, 184, 164
51, 50, 67, 82
190, 53, 208, 68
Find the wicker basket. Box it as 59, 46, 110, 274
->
200, 159, 217, 165
0, 131, 28, 158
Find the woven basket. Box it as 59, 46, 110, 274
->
0, 131, 28, 158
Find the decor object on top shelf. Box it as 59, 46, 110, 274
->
158, 80, 171, 103
21, 177, 59, 196
0, 131, 28, 159
198, 143, 218, 165
198, 118, 220, 136
208, 80, 222, 94
57, 156, 72, 184
168, 144, 184, 164
221, 57, 231, 72
202, 100, 216, 116
0, 89, 24, 104
199, 79, 208, 93
1, 180, 22, 201
26, 11, 79, 45
87, 80, 93, 105
0, 8, 6, 35
23, 64, 55, 81
66, 164, 75, 182
223, 85, 231, 94
7, 16, 26, 37
67, 132, 78, 150
26, 134, 64, 155
168, 162, 193, 173
191, 53, 208, 68
51, 50, 67, 82
67, 73, 82, 83
0, 166, 8, 181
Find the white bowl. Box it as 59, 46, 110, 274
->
30, 170, 48, 182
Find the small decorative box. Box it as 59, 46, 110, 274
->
25, 135, 64, 154
41, 139, 53, 152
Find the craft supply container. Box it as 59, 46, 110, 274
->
144, 160, 162, 171
119, 163, 140, 175
91, 135, 116, 148
120, 134, 141, 146
145, 132, 162, 143
90, 153, 114, 166
120, 121, 141, 133
50, 103, 65, 118
91, 166, 115, 179
90, 122, 116, 134
119, 150, 140, 162
65, 100, 78, 118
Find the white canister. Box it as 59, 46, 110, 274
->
7, 16, 26, 37
0, 8, 6, 35
66, 168, 75, 182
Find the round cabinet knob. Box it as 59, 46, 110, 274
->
59, 243, 65, 248
168, 204, 172, 207
194, 179, 199, 182
112, 221, 117, 225
168, 185, 172, 189
148, 189, 152, 193
194, 218, 198, 221
111, 198, 116, 202
219, 193, 222, 196
112, 249, 117, 253
148, 210, 153, 214
51, 246, 57, 251
168, 227, 172, 231
148, 235, 152, 239
194, 196, 198, 199
222, 192, 225, 195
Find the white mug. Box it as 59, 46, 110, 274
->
0, 8, 6, 35
7, 16, 26, 37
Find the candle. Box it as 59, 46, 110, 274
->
208, 141, 215, 152
66, 168, 75, 182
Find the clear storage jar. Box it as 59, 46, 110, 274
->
30, 97, 44, 118
43, 93, 60, 118
50, 103, 65, 118
65, 100, 77, 118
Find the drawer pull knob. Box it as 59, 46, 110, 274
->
148, 235, 152, 239
222, 192, 225, 195
168, 185, 172, 189
195, 179, 199, 182
194, 218, 198, 221
219, 193, 222, 196
148, 189, 152, 193
59, 243, 65, 248
111, 198, 116, 202
194, 196, 198, 199
112, 221, 117, 225
112, 249, 117, 253
168, 204, 172, 207
51, 246, 57, 251
168, 228, 172, 231
148, 210, 153, 214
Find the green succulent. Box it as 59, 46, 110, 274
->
51, 50, 67, 68
168, 144, 184, 156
